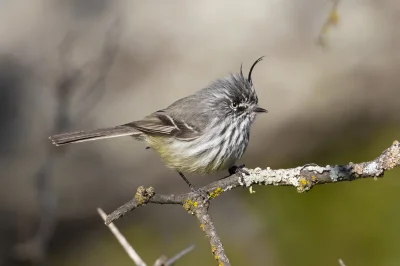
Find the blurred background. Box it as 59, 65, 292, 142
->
0, 0, 400, 265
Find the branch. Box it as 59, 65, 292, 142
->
98, 208, 195, 266
338, 258, 347, 266
153, 244, 195, 266
98, 208, 147, 266
164, 244, 195, 266
193, 201, 230, 265
104, 140, 400, 265
316, 0, 341, 47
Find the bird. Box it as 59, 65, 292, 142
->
49, 57, 267, 190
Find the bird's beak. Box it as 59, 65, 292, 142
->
254, 106, 268, 113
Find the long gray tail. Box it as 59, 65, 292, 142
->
49, 126, 140, 146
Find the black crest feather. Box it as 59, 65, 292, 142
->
248, 56, 265, 84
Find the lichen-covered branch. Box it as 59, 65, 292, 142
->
238, 140, 400, 193
193, 201, 230, 265
104, 140, 400, 265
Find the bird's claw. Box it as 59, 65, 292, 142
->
218, 164, 249, 180
228, 164, 249, 176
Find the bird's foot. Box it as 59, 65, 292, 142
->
219, 164, 249, 180
228, 164, 249, 176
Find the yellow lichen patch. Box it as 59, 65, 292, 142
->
297, 177, 311, 193
393, 140, 399, 145
134, 186, 155, 205
211, 245, 224, 266
209, 187, 224, 199
200, 223, 205, 231
311, 175, 317, 181
183, 199, 199, 213
211, 245, 217, 254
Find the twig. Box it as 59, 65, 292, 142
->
164, 244, 195, 266
153, 244, 195, 266
98, 208, 195, 266
97, 208, 147, 266
316, 0, 341, 47
194, 202, 230, 265
153, 256, 168, 266
104, 140, 400, 265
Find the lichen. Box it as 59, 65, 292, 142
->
209, 187, 224, 199
210, 245, 224, 265
364, 161, 379, 176
224, 185, 233, 191
297, 177, 312, 193
183, 199, 199, 214
305, 165, 325, 174
134, 186, 155, 205
329, 166, 352, 182
352, 164, 364, 175
240, 167, 297, 187
211, 245, 217, 253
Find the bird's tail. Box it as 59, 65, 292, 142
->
49, 126, 140, 146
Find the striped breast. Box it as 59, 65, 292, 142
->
147, 117, 251, 174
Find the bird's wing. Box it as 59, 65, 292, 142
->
124, 110, 201, 141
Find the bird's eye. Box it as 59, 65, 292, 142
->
231, 102, 238, 108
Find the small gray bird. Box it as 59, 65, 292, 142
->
50, 57, 267, 185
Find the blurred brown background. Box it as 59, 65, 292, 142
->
0, 0, 400, 265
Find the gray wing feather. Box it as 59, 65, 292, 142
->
124, 110, 201, 141
125, 90, 221, 141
